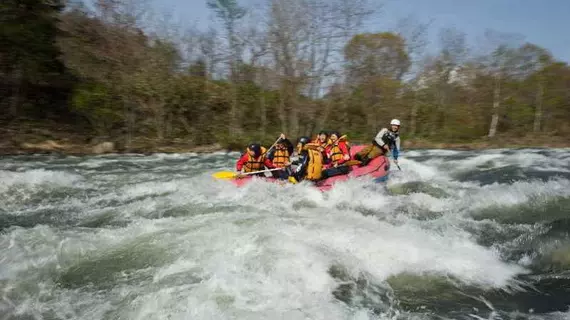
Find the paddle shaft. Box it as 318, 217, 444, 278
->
238, 167, 285, 176
323, 134, 347, 149
335, 158, 400, 171
263, 136, 283, 156
341, 159, 361, 166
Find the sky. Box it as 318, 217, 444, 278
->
150, 0, 570, 62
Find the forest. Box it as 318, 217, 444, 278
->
1, 0, 569, 153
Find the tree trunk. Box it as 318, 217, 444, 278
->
142, 100, 165, 141
227, 22, 243, 137
288, 85, 299, 137
9, 69, 23, 118
154, 102, 164, 141
278, 83, 288, 134
437, 83, 447, 134
123, 101, 135, 150
368, 102, 381, 135
166, 110, 173, 138
179, 116, 193, 135
410, 89, 418, 136
229, 83, 242, 136
260, 94, 266, 139
317, 98, 333, 133
488, 75, 501, 138
533, 81, 543, 132
342, 93, 350, 131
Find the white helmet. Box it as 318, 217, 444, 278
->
390, 119, 401, 126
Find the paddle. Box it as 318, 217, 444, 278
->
324, 134, 347, 148
263, 136, 284, 156
214, 136, 286, 181
340, 159, 400, 170
343, 159, 362, 166
212, 167, 285, 180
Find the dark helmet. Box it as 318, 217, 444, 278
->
329, 131, 341, 139
297, 136, 311, 145
247, 143, 262, 157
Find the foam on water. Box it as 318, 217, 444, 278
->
0, 208, 526, 319
0, 169, 83, 193
0, 148, 569, 319
455, 178, 570, 215
438, 149, 569, 176
403, 149, 462, 157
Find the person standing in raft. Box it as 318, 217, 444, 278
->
287, 136, 324, 184
354, 119, 401, 166
267, 133, 294, 179
236, 143, 276, 177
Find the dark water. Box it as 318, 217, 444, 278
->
1, 148, 570, 319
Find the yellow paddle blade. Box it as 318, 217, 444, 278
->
288, 176, 298, 184
212, 171, 238, 179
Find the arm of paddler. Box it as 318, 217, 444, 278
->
336, 142, 350, 165
263, 157, 276, 169
392, 136, 401, 163
236, 153, 248, 172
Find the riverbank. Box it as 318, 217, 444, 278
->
1, 121, 568, 156
0, 121, 226, 156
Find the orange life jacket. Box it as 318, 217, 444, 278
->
328, 143, 344, 163
272, 148, 290, 168
244, 146, 267, 173
327, 140, 350, 163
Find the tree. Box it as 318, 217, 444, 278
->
57, 3, 157, 145
430, 27, 468, 134
130, 40, 181, 140
3, 0, 570, 151
206, 0, 247, 136
394, 15, 432, 136
0, 0, 68, 119
344, 32, 410, 83
342, 32, 409, 134
514, 43, 553, 132
478, 29, 524, 138
261, 0, 380, 136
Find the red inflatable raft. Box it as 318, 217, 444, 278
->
229, 145, 391, 192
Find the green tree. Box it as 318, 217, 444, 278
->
344, 32, 411, 83
206, 0, 247, 136
0, 0, 68, 118
343, 32, 410, 135
514, 43, 553, 132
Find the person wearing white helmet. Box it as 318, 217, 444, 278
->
354, 119, 401, 166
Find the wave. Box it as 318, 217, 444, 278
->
1, 149, 569, 319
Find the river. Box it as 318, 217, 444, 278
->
1, 148, 570, 319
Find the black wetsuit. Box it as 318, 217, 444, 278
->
290, 149, 310, 182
